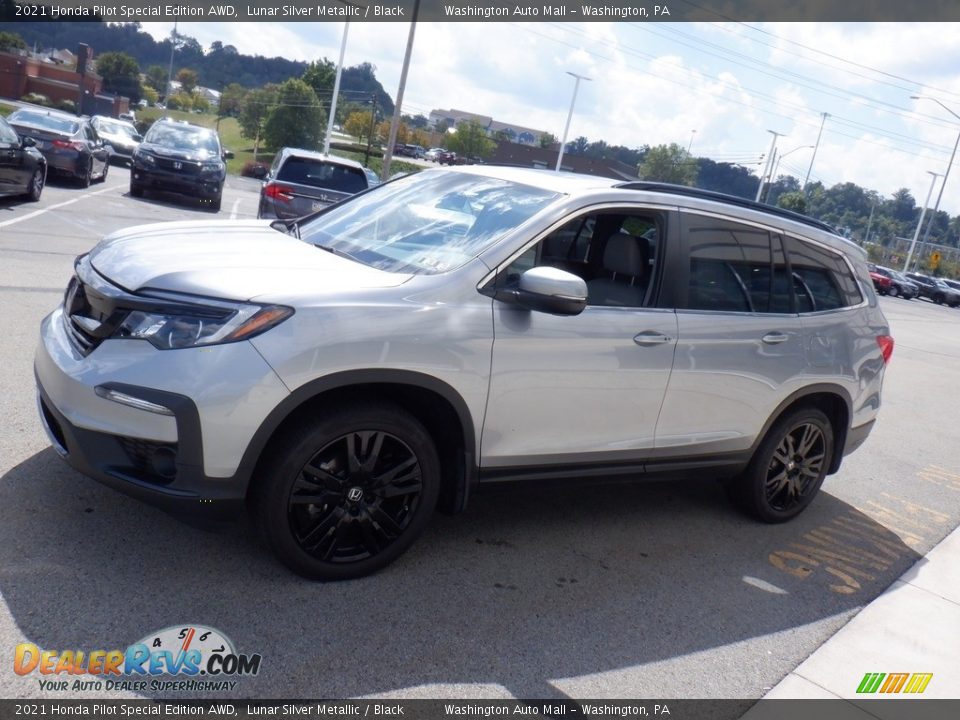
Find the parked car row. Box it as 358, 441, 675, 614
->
5, 107, 110, 187
867, 264, 960, 309
0, 113, 46, 201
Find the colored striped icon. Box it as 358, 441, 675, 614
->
857, 672, 933, 694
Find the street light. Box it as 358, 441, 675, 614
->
765, 144, 814, 202
687, 129, 697, 154
910, 95, 960, 267
323, 20, 350, 155
803, 112, 829, 195
903, 170, 941, 273
555, 71, 591, 172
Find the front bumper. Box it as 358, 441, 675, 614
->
35, 308, 290, 519
132, 163, 223, 199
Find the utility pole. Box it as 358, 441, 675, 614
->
803, 112, 829, 195
863, 200, 876, 245
381, 0, 420, 181
903, 171, 941, 273
756, 130, 785, 202
911, 96, 960, 269
364, 93, 377, 167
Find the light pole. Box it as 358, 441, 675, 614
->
323, 20, 350, 154
687, 129, 697, 154
555, 71, 591, 172
910, 96, 960, 265
803, 111, 829, 195
765, 144, 814, 202
903, 171, 941, 273
755, 130, 785, 202
382, 0, 421, 181
165, 21, 178, 103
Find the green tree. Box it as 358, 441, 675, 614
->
263, 78, 324, 151
301, 58, 335, 100
176, 68, 198, 95
539, 132, 558, 148
144, 65, 168, 93
638, 143, 697, 186
140, 85, 158, 105
447, 121, 495, 160
0, 31, 27, 52
567, 135, 589, 154
238, 85, 278, 159
94, 51, 142, 103
219, 83, 246, 117
777, 191, 807, 213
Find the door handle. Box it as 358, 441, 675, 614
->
634, 331, 673, 346
762, 332, 790, 345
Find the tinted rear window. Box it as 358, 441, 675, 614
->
11, 111, 78, 135
277, 157, 367, 193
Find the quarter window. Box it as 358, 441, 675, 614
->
784, 237, 863, 312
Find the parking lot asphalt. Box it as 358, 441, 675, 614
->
1, 173, 959, 706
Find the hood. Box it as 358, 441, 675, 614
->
89, 220, 412, 301
139, 142, 219, 162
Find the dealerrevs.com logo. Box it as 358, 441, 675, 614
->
856, 672, 933, 694
14, 625, 262, 693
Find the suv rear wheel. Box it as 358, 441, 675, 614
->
253, 403, 440, 580
729, 406, 834, 523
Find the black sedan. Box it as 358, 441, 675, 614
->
7, 108, 110, 187
0, 113, 46, 202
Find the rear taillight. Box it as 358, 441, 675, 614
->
877, 335, 894, 364
263, 182, 294, 203
52, 139, 85, 152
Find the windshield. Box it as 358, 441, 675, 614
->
97, 119, 139, 139
298, 170, 562, 274
11, 110, 78, 135
144, 123, 220, 156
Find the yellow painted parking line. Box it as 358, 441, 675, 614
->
0, 183, 122, 230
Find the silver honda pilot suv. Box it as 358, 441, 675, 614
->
35, 166, 893, 580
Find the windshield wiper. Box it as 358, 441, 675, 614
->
314, 243, 354, 260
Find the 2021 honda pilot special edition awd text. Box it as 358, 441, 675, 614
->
35, 166, 893, 580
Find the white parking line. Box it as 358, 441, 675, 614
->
229, 198, 241, 220
0, 183, 121, 230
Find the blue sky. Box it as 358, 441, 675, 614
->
141, 21, 960, 214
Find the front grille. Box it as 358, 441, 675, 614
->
156, 157, 202, 175
62, 264, 131, 357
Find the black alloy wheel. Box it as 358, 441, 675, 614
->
25, 168, 44, 202
254, 402, 440, 580
99, 161, 109, 183
79, 158, 92, 188
728, 407, 834, 523
887, 285, 899, 297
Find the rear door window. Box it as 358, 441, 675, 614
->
783, 236, 863, 312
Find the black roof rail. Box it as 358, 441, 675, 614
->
615, 181, 838, 235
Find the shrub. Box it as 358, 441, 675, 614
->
21, 93, 51, 107
55, 99, 77, 114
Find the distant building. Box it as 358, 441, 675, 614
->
0, 47, 129, 117
429, 108, 547, 147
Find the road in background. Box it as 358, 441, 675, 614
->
1, 178, 959, 704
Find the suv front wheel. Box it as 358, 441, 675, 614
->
253, 402, 440, 580
729, 406, 834, 523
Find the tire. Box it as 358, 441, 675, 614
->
79, 159, 92, 188
129, 178, 143, 197
98, 161, 108, 183
887, 285, 899, 298
210, 194, 222, 212
24, 168, 44, 202
728, 407, 834, 523
934, 294, 944, 305
253, 402, 441, 581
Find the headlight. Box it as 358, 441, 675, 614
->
134, 150, 155, 165
113, 298, 293, 350
201, 161, 224, 175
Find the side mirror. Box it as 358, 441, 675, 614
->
222, 149, 234, 160
513, 266, 588, 316
21, 136, 36, 148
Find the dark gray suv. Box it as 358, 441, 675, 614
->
35, 167, 893, 580
258, 148, 370, 220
